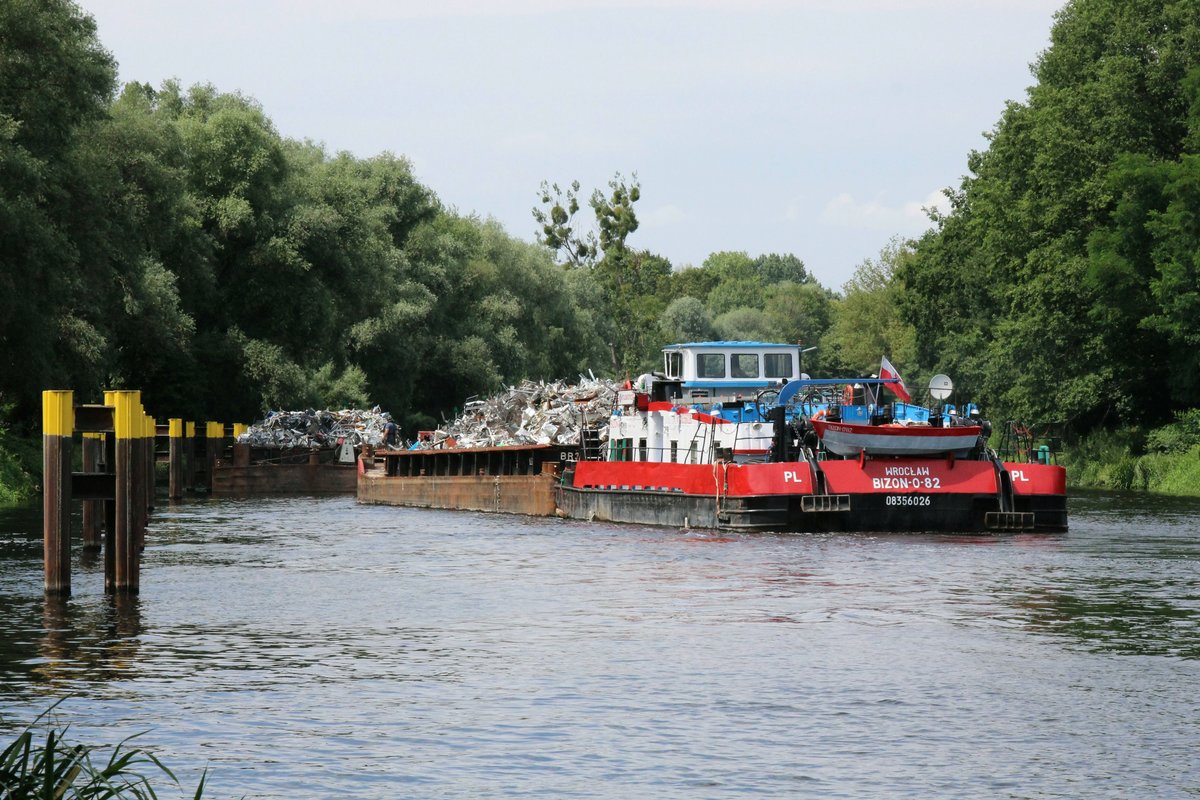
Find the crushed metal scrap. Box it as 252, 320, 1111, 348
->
416, 375, 619, 449
238, 408, 392, 449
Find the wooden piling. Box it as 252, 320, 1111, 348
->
80, 432, 105, 549
42, 390, 74, 595
145, 413, 156, 513
102, 392, 117, 592
205, 422, 223, 492
110, 390, 140, 594
168, 418, 184, 499
185, 421, 196, 493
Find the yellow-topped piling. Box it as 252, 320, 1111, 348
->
168, 417, 185, 499
107, 390, 141, 594
42, 390, 74, 438
42, 390, 74, 594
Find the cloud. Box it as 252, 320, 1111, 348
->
244, 0, 1061, 22
817, 189, 950, 231
642, 204, 687, 229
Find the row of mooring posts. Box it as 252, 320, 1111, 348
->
42, 389, 245, 596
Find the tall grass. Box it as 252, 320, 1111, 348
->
1, 703, 206, 800
1066, 416, 1200, 495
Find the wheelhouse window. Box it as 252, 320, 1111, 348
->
665, 351, 683, 379
731, 353, 759, 379
764, 353, 793, 378
696, 353, 725, 378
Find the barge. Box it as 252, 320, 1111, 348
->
359, 443, 576, 515
361, 342, 1068, 533
211, 442, 358, 497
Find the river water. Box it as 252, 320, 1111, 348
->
1, 492, 1198, 799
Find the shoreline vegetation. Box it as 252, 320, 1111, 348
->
5, 414, 1200, 506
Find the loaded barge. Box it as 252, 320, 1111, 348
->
359, 342, 1067, 533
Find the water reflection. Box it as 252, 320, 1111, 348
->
1012, 582, 1200, 658
26, 594, 143, 692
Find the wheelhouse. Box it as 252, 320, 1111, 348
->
659, 341, 802, 405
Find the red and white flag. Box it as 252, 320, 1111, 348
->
879, 356, 912, 403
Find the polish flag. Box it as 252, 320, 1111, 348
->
879, 356, 912, 403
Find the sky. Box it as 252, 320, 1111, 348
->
76, 0, 1065, 290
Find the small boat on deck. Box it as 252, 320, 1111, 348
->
810, 418, 982, 458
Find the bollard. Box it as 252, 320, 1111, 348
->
80, 432, 105, 549
110, 390, 140, 594
168, 418, 184, 499
42, 390, 74, 595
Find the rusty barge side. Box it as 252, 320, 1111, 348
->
211, 443, 358, 497
357, 444, 577, 516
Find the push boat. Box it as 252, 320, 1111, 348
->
553, 341, 1067, 533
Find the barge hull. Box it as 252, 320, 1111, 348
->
211, 463, 357, 496
555, 485, 1067, 533
358, 470, 560, 516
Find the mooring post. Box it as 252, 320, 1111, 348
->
205, 421, 223, 493
103, 392, 117, 592
42, 390, 74, 595
145, 413, 156, 513
185, 421, 196, 493
129, 406, 143, 553
110, 390, 140, 594
136, 410, 151, 551
168, 418, 184, 499
80, 432, 105, 550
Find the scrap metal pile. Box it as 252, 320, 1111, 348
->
416, 375, 619, 449
237, 408, 392, 449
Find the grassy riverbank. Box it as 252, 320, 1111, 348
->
1064, 411, 1200, 495
0, 427, 38, 507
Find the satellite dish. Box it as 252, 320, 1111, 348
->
928, 374, 954, 401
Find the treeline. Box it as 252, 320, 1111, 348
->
1, 0, 605, 432
898, 0, 1200, 434
0, 0, 848, 438
4, 0, 1200, 456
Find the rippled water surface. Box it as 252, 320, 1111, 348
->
2, 492, 1199, 798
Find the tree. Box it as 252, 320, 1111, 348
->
753, 253, 811, 286
899, 0, 1200, 429
659, 296, 715, 345
824, 238, 917, 377
532, 173, 663, 375
701, 251, 763, 316
0, 0, 117, 416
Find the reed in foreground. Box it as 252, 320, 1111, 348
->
0, 704, 206, 800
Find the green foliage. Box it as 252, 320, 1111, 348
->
658, 296, 714, 344
713, 307, 773, 342
900, 0, 1200, 432
0, 422, 39, 507
1066, 424, 1200, 495
753, 253, 812, 286
1145, 408, 1200, 454
0, 704, 206, 799
823, 237, 916, 376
